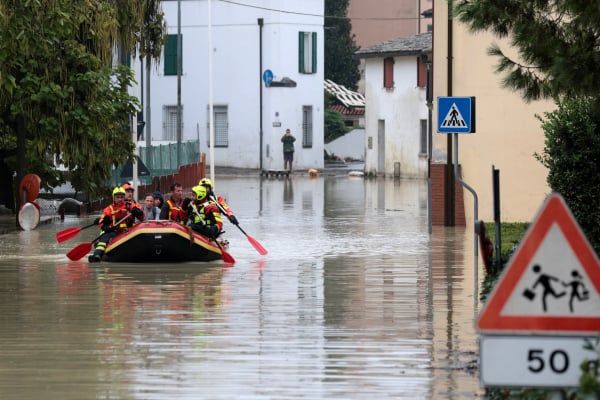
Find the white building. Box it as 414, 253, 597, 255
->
355, 33, 431, 179
133, 0, 324, 171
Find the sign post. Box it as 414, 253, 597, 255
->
437, 96, 478, 306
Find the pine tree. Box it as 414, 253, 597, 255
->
324, 0, 360, 90
455, 0, 600, 102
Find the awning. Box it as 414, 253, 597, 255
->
120, 156, 151, 177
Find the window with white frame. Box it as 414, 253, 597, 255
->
298, 32, 317, 74
162, 105, 182, 141
206, 105, 229, 147
302, 105, 313, 148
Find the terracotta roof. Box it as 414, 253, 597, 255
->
328, 104, 364, 116
354, 32, 432, 59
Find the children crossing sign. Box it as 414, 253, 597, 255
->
437, 96, 476, 133
477, 193, 600, 333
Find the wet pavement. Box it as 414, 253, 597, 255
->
0, 175, 484, 399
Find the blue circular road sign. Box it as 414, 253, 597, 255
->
263, 69, 273, 85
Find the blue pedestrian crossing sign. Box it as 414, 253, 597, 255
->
437, 96, 476, 133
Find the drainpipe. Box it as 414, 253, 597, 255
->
258, 18, 264, 171
445, 0, 455, 226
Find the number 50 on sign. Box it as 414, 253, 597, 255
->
480, 335, 598, 388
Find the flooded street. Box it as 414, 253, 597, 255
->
0, 175, 484, 399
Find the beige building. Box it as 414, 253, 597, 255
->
432, 0, 553, 223
348, 0, 432, 48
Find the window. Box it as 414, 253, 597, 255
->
383, 57, 394, 88
164, 34, 182, 76
206, 105, 229, 147
302, 105, 313, 148
162, 105, 183, 141
420, 119, 428, 155
298, 32, 317, 74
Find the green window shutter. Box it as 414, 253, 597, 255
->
298, 31, 305, 73
311, 32, 317, 73
164, 34, 181, 76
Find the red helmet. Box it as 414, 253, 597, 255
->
121, 183, 134, 192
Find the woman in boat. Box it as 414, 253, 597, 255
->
89, 186, 144, 262
198, 178, 238, 225
188, 185, 223, 239
142, 193, 161, 221
159, 182, 191, 224
152, 191, 164, 209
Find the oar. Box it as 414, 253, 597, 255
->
210, 196, 268, 255
66, 233, 103, 261
56, 220, 99, 243
66, 214, 131, 261
191, 207, 235, 264
214, 239, 235, 264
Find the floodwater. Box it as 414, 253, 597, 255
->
0, 175, 484, 399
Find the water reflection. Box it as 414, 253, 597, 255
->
0, 176, 483, 399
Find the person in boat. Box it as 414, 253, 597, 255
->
122, 183, 143, 223
159, 182, 191, 225
198, 178, 238, 225
89, 186, 144, 263
188, 184, 223, 239
152, 191, 164, 210
142, 193, 161, 221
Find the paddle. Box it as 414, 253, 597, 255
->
210, 195, 268, 255
66, 214, 131, 261
214, 238, 236, 264
66, 233, 103, 261
56, 220, 98, 243
190, 207, 235, 264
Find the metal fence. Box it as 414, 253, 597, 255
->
113, 140, 201, 185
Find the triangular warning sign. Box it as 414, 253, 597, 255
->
478, 193, 600, 334
440, 103, 467, 128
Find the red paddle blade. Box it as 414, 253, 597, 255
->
221, 249, 235, 264
56, 227, 82, 243
67, 242, 93, 261
246, 235, 268, 255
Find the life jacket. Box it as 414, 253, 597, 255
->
166, 198, 188, 224
100, 203, 129, 232
190, 202, 222, 229
214, 195, 235, 217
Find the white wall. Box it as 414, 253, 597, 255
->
325, 129, 365, 161
363, 56, 428, 178
133, 0, 324, 170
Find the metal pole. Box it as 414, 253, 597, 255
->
426, 61, 433, 235
208, 0, 215, 182
258, 18, 264, 171
493, 166, 502, 269
446, 0, 455, 226
145, 58, 152, 171
453, 133, 478, 308
132, 79, 139, 198
176, 0, 182, 168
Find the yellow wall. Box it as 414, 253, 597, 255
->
432, 0, 553, 223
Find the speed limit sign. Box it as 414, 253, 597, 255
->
480, 335, 598, 387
